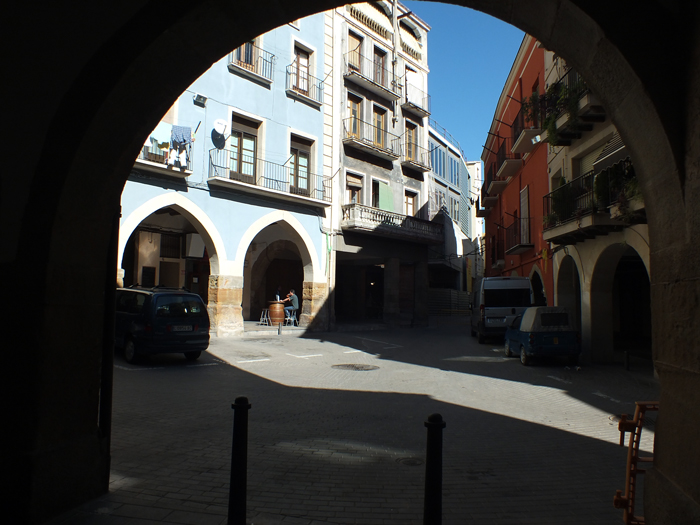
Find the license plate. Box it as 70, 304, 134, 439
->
173, 325, 192, 332
553, 337, 558, 344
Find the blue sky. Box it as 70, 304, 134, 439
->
403, 1, 524, 173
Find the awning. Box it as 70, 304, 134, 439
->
593, 132, 629, 172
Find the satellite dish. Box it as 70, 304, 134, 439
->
212, 119, 229, 150
213, 119, 229, 135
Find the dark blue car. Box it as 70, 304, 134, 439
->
115, 287, 210, 363
504, 306, 580, 366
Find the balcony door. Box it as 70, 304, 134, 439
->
289, 136, 312, 196
234, 40, 256, 71
406, 121, 418, 161
373, 106, 387, 149
229, 114, 259, 184
348, 32, 362, 72
292, 46, 309, 95
348, 94, 362, 138
373, 47, 386, 87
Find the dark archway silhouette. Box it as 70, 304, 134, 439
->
6, 1, 699, 523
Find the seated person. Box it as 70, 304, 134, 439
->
282, 288, 299, 318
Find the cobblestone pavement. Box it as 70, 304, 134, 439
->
48, 325, 658, 524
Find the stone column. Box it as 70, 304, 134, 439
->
301, 281, 329, 330
383, 257, 400, 325
413, 258, 429, 327
208, 275, 244, 337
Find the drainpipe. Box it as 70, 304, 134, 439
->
392, 0, 400, 125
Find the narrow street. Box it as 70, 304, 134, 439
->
52, 326, 658, 524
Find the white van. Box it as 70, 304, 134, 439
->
470, 277, 533, 344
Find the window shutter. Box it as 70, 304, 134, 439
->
520, 186, 530, 244
346, 173, 363, 188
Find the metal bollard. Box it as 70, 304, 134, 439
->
423, 413, 446, 525
228, 396, 251, 525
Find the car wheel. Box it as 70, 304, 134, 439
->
520, 346, 530, 366
124, 338, 138, 364
185, 351, 201, 361
505, 340, 513, 357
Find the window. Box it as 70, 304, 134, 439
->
233, 40, 255, 71
448, 196, 459, 221
373, 106, 386, 148
229, 114, 259, 183
289, 135, 312, 196
348, 93, 362, 137
448, 156, 460, 186
430, 141, 446, 179
405, 122, 418, 161
347, 173, 363, 204
348, 32, 362, 72
291, 46, 310, 95
520, 186, 530, 244
160, 233, 181, 258
405, 190, 416, 216
373, 47, 386, 87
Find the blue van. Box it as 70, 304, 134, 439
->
504, 306, 581, 366
115, 287, 210, 363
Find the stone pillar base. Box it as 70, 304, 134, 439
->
302, 281, 329, 330
208, 275, 244, 336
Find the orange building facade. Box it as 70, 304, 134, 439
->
478, 35, 551, 305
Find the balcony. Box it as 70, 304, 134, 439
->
135, 124, 193, 178
342, 117, 400, 161
511, 105, 542, 155
401, 140, 431, 171
481, 167, 498, 207
227, 43, 274, 85
542, 170, 623, 245
401, 82, 431, 117
208, 149, 331, 207
495, 137, 521, 181
286, 65, 323, 107
475, 198, 491, 218
540, 68, 606, 147
343, 51, 400, 101
341, 203, 444, 244
505, 218, 534, 255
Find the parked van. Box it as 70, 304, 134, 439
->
470, 277, 533, 343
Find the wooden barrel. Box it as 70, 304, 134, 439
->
269, 302, 285, 325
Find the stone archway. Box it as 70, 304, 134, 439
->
590, 243, 651, 364
6, 1, 700, 523
557, 255, 582, 334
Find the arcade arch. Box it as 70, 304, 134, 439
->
8, 1, 700, 523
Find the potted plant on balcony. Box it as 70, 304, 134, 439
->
521, 92, 542, 128
542, 213, 558, 229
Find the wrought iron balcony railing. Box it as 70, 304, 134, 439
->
342, 117, 401, 158
341, 203, 444, 243
401, 140, 431, 170
343, 51, 399, 97
209, 149, 331, 203
504, 218, 533, 255
403, 82, 431, 116
543, 171, 597, 229
286, 64, 323, 105
138, 124, 193, 172
227, 43, 274, 82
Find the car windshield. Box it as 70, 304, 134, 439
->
155, 295, 205, 317
484, 288, 531, 308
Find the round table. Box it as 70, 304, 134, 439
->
268, 301, 285, 325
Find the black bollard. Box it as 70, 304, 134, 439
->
423, 413, 446, 525
228, 396, 251, 525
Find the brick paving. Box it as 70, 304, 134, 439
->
48, 325, 658, 524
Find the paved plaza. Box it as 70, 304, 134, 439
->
48, 325, 658, 524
